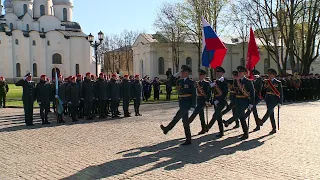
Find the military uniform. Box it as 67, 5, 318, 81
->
76, 76, 84, 118
57, 80, 67, 122
188, 69, 211, 135
161, 65, 196, 145
152, 79, 161, 100
109, 76, 121, 118
166, 80, 172, 100
142, 79, 151, 101
258, 69, 283, 134
67, 80, 80, 122
96, 76, 108, 118
207, 67, 228, 138
36, 78, 52, 124
15, 74, 36, 126
120, 77, 132, 117
132, 76, 142, 116
82, 76, 95, 120
223, 66, 255, 140
0, 79, 9, 108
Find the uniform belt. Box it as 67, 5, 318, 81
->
230, 91, 235, 94
197, 94, 205, 97
179, 94, 192, 98
214, 95, 221, 97
236, 95, 247, 98
266, 92, 276, 95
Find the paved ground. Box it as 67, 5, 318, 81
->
0, 101, 320, 180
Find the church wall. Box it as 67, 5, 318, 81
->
29, 31, 45, 77
12, 30, 30, 79
4, 13, 18, 29
38, 16, 61, 32
53, 5, 72, 21
0, 33, 13, 79
11, 1, 32, 18
69, 37, 91, 76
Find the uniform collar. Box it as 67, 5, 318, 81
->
184, 77, 188, 81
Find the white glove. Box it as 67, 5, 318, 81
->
81, 98, 84, 100
55, 95, 58, 98
205, 102, 211, 107
68, 101, 72, 104
23, 77, 27, 80
248, 104, 253, 110
173, 71, 181, 78
189, 107, 195, 112
210, 82, 216, 88
214, 100, 219, 106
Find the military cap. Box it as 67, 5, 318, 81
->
237, 66, 248, 72
24, 73, 32, 77
40, 75, 46, 78
112, 74, 117, 77
267, 68, 277, 75
99, 72, 104, 76
0, 76, 3, 79
71, 76, 76, 80
181, 65, 192, 72
59, 74, 63, 78
68, 76, 72, 79
124, 74, 129, 78
86, 72, 91, 76
135, 74, 140, 78
252, 69, 260, 75
77, 74, 82, 77
232, 70, 238, 76
198, 69, 206, 75
216, 66, 225, 73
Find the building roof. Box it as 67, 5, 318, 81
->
61, 21, 82, 30
0, 23, 10, 32
57, 30, 87, 37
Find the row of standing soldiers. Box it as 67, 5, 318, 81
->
15, 72, 143, 126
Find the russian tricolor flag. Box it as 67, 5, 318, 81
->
202, 17, 227, 69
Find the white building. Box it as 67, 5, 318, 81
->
133, 33, 278, 80
0, 0, 92, 82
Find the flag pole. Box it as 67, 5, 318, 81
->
55, 67, 59, 123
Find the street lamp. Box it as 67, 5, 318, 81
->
88, 31, 104, 76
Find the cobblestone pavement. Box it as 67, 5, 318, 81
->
0, 101, 320, 180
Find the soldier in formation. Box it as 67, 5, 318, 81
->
0, 76, 9, 108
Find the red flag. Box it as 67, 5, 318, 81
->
246, 27, 260, 79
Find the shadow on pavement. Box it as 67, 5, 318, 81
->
62, 133, 273, 180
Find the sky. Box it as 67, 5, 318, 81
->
0, 0, 181, 35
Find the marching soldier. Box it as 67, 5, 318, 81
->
96, 73, 107, 119
258, 68, 283, 134
223, 66, 255, 140
15, 73, 37, 126
188, 69, 211, 135
243, 69, 264, 131
120, 75, 132, 117
109, 74, 121, 118
132, 75, 142, 116
221, 71, 240, 129
82, 72, 95, 120
36, 75, 52, 125
160, 65, 196, 145
76, 74, 84, 118
67, 77, 80, 122
207, 66, 228, 138
0, 76, 9, 108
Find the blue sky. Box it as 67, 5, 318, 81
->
1, 0, 181, 35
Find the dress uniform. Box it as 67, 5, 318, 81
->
57, 75, 67, 123
161, 65, 196, 145
67, 77, 80, 122
207, 66, 229, 138
0, 77, 9, 108
223, 66, 255, 140
152, 77, 161, 100
109, 74, 121, 118
166, 80, 172, 100
76, 75, 84, 118
36, 75, 52, 125
82, 73, 95, 120
120, 75, 132, 117
132, 75, 142, 116
221, 71, 240, 128
188, 69, 211, 135
15, 73, 37, 126
96, 73, 108, 118
243, 69, 264, 131
258, 68, 283, 134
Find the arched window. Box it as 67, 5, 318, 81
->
40, 5, 45, 16
16, 63, 21, 77
63, 8, 68, 21
33, 63, 37, 77
23, 4, 28, 14
47, 40, 50, 46
10, 23, 13, 30
26, 24, 29, 31
52, 53, 62, 64
32, 40, 36, 46
158, 57, 164, 75
15, 39, 19, 45
186, 57, 192, 69
76, 64, 79, 75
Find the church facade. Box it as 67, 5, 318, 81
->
0, 0, 92, 82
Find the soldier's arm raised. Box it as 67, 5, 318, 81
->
15, 79, 25, 86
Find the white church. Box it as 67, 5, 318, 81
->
0, 0, 92, 82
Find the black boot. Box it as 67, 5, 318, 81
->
181, 139, 191, 146
160, 125, 168, 135
124, 111, 131, 117
239, 134, 249, 140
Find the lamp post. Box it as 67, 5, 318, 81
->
88, 31, 104, 76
